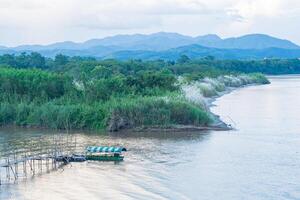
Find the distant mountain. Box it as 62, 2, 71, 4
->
4, 32, 299, 52
209, 34, 300, 49
194, 34, 222, 47
13, 41, 83, 51
37, 45, 122, 58
81, 32, 300, 50
1, 32, 300, 59
10, 32, 195, 52
0, 46, 7, 50
83, 32, 194, 51
105, 45, 300, 60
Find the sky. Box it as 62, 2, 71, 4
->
0, 0, 300, 46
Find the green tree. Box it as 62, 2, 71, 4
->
177, 55, 190, 64
29, 52, 46, 68
54, 54, 69, 66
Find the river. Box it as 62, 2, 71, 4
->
0, 76, 300, 200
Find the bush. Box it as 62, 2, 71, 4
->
197, 83, 218, 97
27, 103, 106, 130
0, 67, 74, 101
106, 96, 212, 131
248, 73, 270, 84
0, 103, 16, 124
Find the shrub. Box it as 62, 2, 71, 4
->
106, 96, 212, 131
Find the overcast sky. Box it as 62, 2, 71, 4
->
0, 0, 299, 46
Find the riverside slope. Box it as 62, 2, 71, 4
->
122, 74, 270, 132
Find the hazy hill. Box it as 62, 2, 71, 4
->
1, 32, 300, 59
4, 32, 299, 51
212, 34, 300, 49
0, 46, 7, 50
81, 32, 300, 50
105, 45, 300, 60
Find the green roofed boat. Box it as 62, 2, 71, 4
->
85, 146, 127, 162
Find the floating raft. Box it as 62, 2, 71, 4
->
85, 146, 127, 162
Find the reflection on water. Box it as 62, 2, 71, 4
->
0, 128, 210, 200
1, 76, 300, 200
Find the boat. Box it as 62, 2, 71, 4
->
55, 154, 86, 163
85, 146, 127, 162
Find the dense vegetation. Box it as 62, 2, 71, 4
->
1, 53, 300, 75
0, 66, 212, 130
0, 53, 276, 131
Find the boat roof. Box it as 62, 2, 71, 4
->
86, 146, 127, 153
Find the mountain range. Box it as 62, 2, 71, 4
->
1, 32, 300, 60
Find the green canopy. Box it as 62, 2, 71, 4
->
86, 146, 127, 153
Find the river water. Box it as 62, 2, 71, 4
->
0, 76, 300, 200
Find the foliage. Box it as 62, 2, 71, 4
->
107, 96, 211, 128
0, 52, 46, 69
0, 53, 274, 131
0, 67, 74, 102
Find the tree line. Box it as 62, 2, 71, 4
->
1, 53, 300, 75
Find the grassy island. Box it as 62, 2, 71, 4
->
0, 54, 273, 131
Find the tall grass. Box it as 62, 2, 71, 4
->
106, 96, 212, 131
182, 73, 270, 99
0, 67, 269, 131
0, 95, 212, 131
0, 102, 106, 130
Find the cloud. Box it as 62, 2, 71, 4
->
74, 14, 161, 30
0, 0, 214, 30
232, 0, 282, 19
0, 0, 299, 46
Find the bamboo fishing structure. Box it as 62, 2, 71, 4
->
0, 135, 78, 185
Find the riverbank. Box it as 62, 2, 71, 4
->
110, 73, 270, 132
0, 73, 269, 133
0, 65, 269, 132
178, 74, 270, 131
